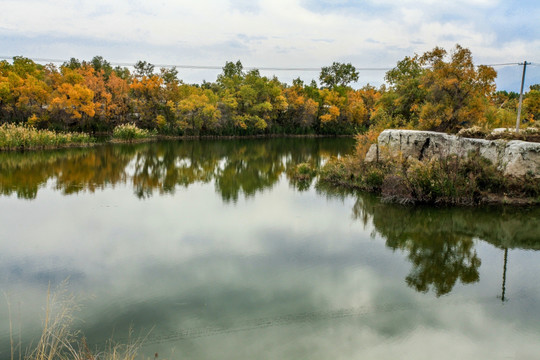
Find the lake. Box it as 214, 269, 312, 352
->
1, 138, 539, 360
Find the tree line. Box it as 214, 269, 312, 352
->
1, 45, 538, 136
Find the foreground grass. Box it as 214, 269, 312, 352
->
0, 124, 94, 151
318, 152, 540, 205
6, 287, 143, 360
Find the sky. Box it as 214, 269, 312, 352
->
1, 0, 539, 91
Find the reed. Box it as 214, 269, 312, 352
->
0, 124, 94, 151
112, 124, 151, 141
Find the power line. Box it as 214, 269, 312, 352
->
0, 56, 390, 71
0, 55, 535, 72
479, 62, 519, 67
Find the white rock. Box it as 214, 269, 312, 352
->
364, 144, 378, 162
372, 129, 540, 178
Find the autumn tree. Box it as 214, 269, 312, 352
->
0, 57, 50, 124
282, 82, 319, 132
416, 45, 496, 132
105, 71, 131, 126
167, 88, 221, 135
130, 60, 164, 128
215, 63, 287, 134
48, 67, 95, 129
318, 88, 366, 134
356, 84, 382, 127
523, 89, 540, 122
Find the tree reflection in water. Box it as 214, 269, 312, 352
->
3, 139, 538, 299
355, 195, 481, 296
349, 193, 540, 296
315, 184, 540, 297
0, 138, 353, 201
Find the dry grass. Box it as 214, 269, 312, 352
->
5, 284, 144, 360
0, 124, 94, 151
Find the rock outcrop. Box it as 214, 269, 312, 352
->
365, 129, 540, 178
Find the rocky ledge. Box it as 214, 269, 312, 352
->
365, 129, 540, 178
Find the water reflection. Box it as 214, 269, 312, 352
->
0, 138, 354, 201
365, 199, 540, 297
1, 140, 540, 359
319, 185, 540, 296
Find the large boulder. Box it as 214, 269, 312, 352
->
365, 129, 540, 178
503, 141, 540, 177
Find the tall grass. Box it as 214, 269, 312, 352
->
5, 285, 143, 360
112, 124, 152, 141
0, 124, 94, 151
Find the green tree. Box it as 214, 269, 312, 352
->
382, 55, 426, 123
160, 67, 179, 86
90, 56, 113, 78
134, 61, 155, 78
221, 60, 244, 78
319, 62, 359, 88
62, 58, 82, 70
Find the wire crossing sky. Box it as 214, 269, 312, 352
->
1, 0, 539, 90
2, 56, 536, 72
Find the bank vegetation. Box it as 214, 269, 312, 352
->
319, 148, 540, 206
1, 45, 539, 142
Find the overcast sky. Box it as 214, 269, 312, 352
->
1, 0, 539, 90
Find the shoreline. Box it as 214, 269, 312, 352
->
1, 133, 355, 151
317, 154, 540, 207
318, 174, 540, 206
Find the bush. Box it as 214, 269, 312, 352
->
318, 150, 540, 205
112, 123, 151, 141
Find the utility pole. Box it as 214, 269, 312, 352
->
500, 248, 508, 302
515, 61, 530, 132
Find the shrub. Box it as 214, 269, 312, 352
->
318, 150, 540, 205
112, 123, 151, 141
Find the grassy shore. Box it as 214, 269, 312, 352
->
0, 124, 94, 151
318, 152, 540, 206
1, 123, 354, 150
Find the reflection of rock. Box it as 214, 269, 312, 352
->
365, 129, 540, 177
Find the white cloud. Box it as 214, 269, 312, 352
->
0, 0, 538, 88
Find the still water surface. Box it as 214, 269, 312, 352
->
0, 138, 539, 359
